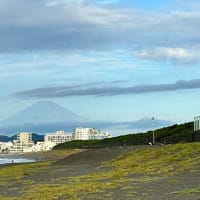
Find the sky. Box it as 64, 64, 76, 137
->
1, 0, 200, 134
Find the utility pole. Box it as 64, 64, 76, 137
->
152, 117, 155, 145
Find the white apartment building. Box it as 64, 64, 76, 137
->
194, 116, 200, 132
32, 141, 55, 152
72, 127, 112, 140
10, 132, 34, 153
72, 127, 95, 140
0, 141, 13, 153
44, 131, 72, 145
0, 128, 111, 153
17, 132, 32, 143
90, 131, 112, 140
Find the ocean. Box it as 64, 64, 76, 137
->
0, 158, 35, 164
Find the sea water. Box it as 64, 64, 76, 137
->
0, 158, 35, 164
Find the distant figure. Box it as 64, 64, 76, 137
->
36, 157, 38, 162
12, 160, 14, 164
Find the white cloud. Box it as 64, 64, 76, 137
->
45, 0, 85, 7
133, 47, 198, 65
95, 0, 120, 5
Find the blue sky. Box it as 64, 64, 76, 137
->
1, 0, 200, 134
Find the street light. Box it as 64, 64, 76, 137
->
152, 117, 155, 145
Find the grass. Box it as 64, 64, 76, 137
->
0, 161, 51, 186
1, 143, 200, 199
171, 187, 200, 195
104, 143, 200, 176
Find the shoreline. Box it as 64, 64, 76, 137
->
0, 157, 37, 166
0, 149, 85, 163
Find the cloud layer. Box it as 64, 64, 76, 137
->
0, 117, 171, 135
14, 79, 200, 98
0, 0, 200, 63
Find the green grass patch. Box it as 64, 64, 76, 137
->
104, 143, 200, 176
171, 187, 200, 195
1, 143, 200, 200
0, 161, 51, 186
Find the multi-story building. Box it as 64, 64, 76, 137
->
194, 116, 200, 132
72, 127, 111, 140
0, 142, 13, 153
32, 141, 55, 152
17, 132, 32, 143
72, 127, 95, 140
90, 131, 112, 140
44, 131, 72, 145
4, 127, 111, 153
10, 132, 34, 153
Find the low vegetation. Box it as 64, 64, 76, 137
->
0, 161, 51, 186
1, 143, 200, 199
54, 122, 194, 149
171, 187, 200, 195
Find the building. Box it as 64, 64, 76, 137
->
44, 131, 72, 145
17, 132, 32, 143
2, 127, 111, 153
90, 131, 111, 140
72, 127, 111, 140
10, 132, 34, 153
72, 127, 95, 140
0, 142, 13, 153
32, 141, 55, 152
194, 116, 200, 132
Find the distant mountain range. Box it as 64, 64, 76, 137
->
0, 101, 172, 136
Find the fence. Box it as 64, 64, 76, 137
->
150, 132, 200, 145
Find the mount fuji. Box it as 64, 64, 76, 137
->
0, 101, 85, 134
0, 101, 171, 136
